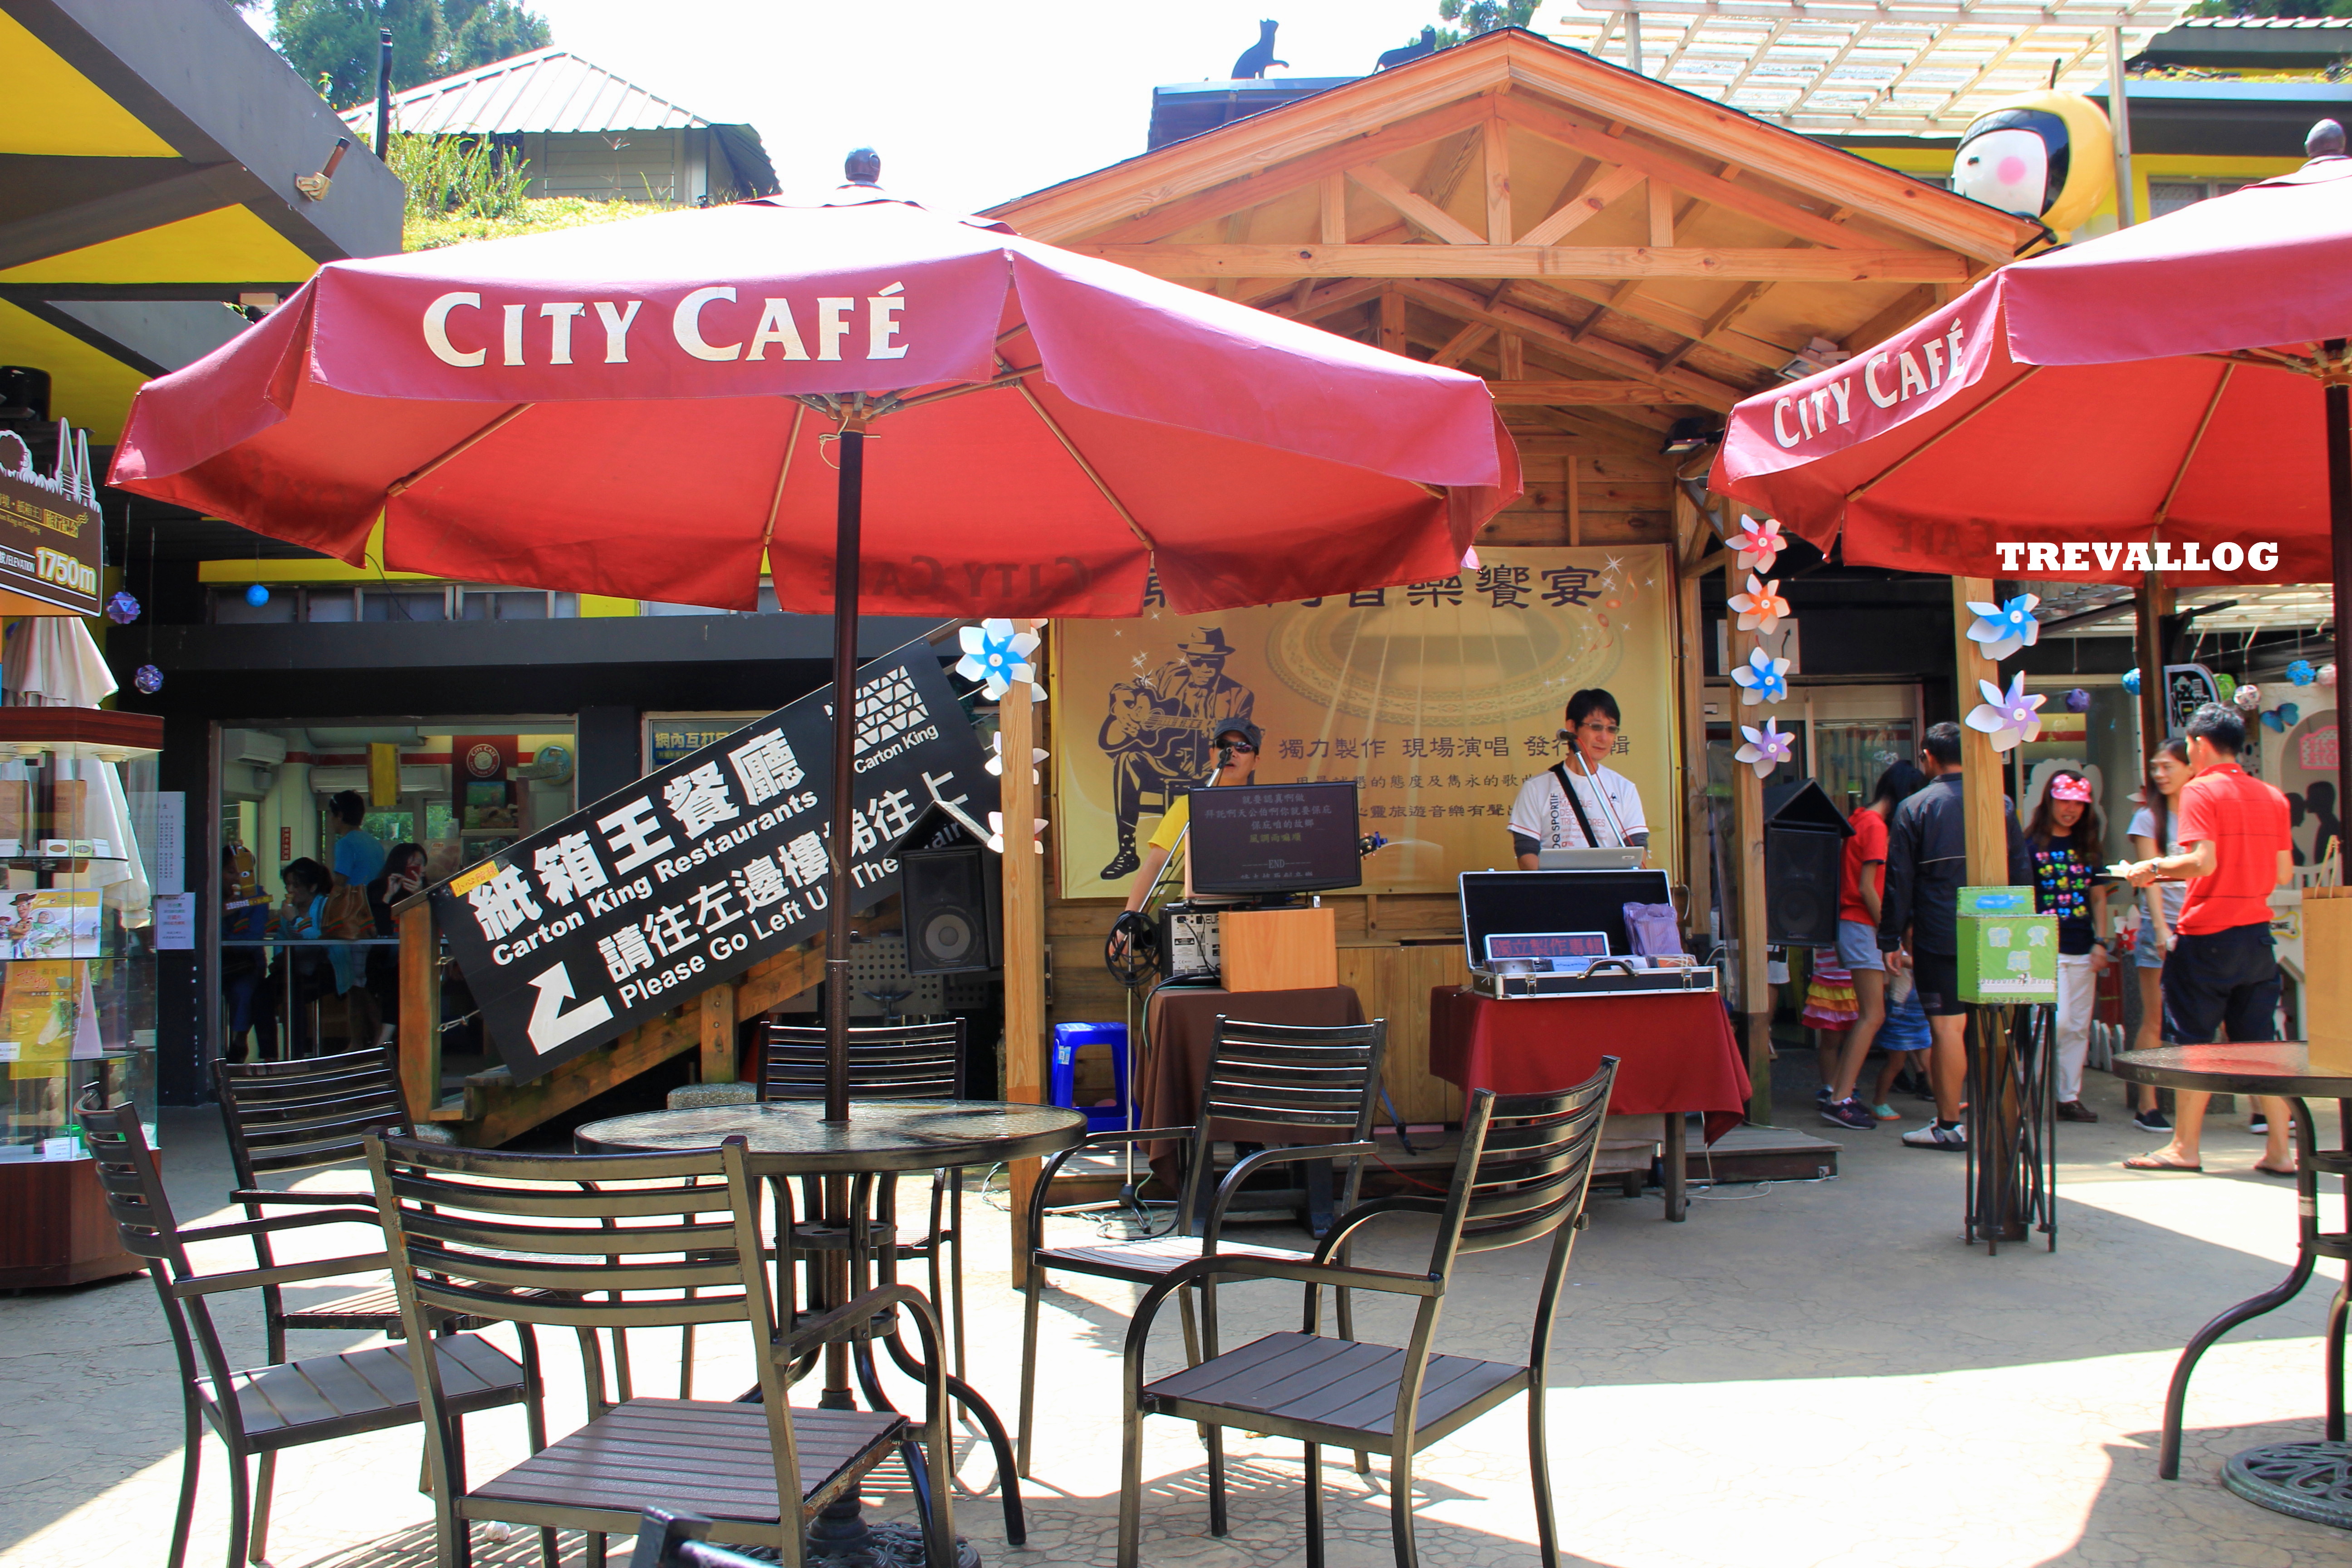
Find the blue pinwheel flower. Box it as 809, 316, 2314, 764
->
2288, 659, 2317, 686
956, 617, 1041, 701
1731, 643, 1790, 707
1965, 593, 2041, 662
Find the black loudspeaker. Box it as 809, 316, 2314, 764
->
900, 842, 1001, 974
1761, 779, 1853, 949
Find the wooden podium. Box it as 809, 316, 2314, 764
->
1220, 906, 1338, 992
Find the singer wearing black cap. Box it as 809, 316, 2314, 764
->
1508, 688, 1647, 867
1107, 720, 1263, 959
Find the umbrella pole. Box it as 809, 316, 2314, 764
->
2328, 350, 2351, 873
825, 421, 866, 1124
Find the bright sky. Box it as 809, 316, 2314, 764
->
252, 1, 1468, 217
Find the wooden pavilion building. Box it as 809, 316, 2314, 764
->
988, 28, 2041, 1127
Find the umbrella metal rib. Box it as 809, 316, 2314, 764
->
1842, 363, 2041, 504
1014, 380, 1158, 550
2151, 362, 2234, 530
386, 403, 534, 498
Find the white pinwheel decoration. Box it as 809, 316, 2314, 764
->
1965, 673, 2046, 753
957, 618, 1041, 700
1733, 515, 1787, 576
1731, 643, 1790, 707
987, 811, 1048, 855
1734, 718, 1794, 778
1728, 573, 1789, 636
1965, 593, 2042, 662
985, 731, 1050, 783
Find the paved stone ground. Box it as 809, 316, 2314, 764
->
3, 1062, 2347, 1568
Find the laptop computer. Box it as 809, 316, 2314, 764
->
1536, 846, 1645, 872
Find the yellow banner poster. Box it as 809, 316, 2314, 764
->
1053, 546, 1678, 899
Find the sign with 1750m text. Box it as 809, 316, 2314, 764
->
430, 640, 993, 1081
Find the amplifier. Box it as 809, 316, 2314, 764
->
1158, 903, 1224, 982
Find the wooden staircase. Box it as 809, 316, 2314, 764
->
393, 897, 896, 1147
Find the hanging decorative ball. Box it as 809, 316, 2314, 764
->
2234, 682, 2262, 711
103, 589, 141, 625
2065, 688, 2092, 713
132, 664, 163, 695
2214, 672, 2238, 703
244, 582, 272, 608
2122, 668, 2141, 695
2288, 659, 2317, 686
2322, 662, 2339, 687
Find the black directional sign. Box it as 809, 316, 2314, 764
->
430, 640, 995, 1080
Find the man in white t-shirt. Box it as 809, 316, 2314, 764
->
1509, 688, 1647, 867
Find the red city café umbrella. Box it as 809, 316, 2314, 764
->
109, 167, 1520, 1119
1710, 153, 2352, 816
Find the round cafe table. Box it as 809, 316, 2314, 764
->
2108, 1044, 2352, 1526
576, 1098, 1087, 1563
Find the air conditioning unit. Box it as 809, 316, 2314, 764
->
222, 729, 289, 767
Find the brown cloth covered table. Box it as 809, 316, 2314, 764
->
1140, 984, 1364, 1195
1428, 987, 1752, 1221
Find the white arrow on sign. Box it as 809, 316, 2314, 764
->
526, 961, 615, 1054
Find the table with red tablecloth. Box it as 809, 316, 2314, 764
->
1428, 986, 1751, 1221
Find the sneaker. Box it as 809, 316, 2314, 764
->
1871, 1102, 1902, 1121
2133, 1108, 2172, 1133
2250, 1114, 2269, 1134
1902, 1121, 1968, 1150
2056, 1100, 2100, 1123
1821, 1098, 1876, 1130
1817, 1085, 1835, 1106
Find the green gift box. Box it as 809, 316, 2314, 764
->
1956, 886, 2057, 1003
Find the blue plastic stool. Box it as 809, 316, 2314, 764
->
1050, 1022, 1130, 1132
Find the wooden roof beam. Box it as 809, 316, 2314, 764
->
1492, 95, 1888, 255
1399, 276, 1747, 411
1489, 379, 1675, 404
1257, 276, 1389, 322
1516, 163, 1646, 247
1051, 97, 1497, 246
1074, 243, 1965, 283
1348, 162, 1486, 246
1507, 279, 1791, 378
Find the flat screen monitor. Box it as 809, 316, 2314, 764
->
1186, 781, 1362, 897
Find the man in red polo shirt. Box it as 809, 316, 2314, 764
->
2122, 702, 2295, 1175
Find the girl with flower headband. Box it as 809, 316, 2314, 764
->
2024, 769, 2112, 1123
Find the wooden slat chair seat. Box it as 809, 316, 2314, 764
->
214, 1048, 488, 1349
368, 1134, 958, 1568
468, 1399, 901, 1529
1019, 1015, 1389, 1479
1113, 1063, 1620, 1568
78, 1097, 537, 1568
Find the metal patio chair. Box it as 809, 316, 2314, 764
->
213, 1046, 492, 1354
1018, 1014, 1389, 1479
756, 1019, 970, 1376
78, 1096, 536, 1568
1113, 1062, 1619, 1568
368, 1132, 956, 1568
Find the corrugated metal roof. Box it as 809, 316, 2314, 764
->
342, 49, 778, 196
343, 48, 714, 137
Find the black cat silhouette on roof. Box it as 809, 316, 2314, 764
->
1378, 27, 1438, 70
1232, 20, 1287, 79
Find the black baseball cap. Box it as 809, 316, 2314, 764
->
1215, 722, 1264, 752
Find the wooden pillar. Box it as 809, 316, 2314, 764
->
1671, 490, 1712, 936
1952, 578, 2009, 883
1001, 641, 1049, 1286
2136, 574, 2174, 755
699, 981, 737, 1083
396, 897, 441, 1122
1727, 564, 1774, 1126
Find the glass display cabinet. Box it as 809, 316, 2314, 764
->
0, 706, 163, 1288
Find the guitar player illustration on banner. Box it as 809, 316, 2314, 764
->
1096, 626, 1257, 879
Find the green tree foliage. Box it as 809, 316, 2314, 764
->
1434, 0, 1539, 47
253, 0, 552, 110
2185, 0, 2352, 14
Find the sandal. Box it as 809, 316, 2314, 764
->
2253, 1162, 2299, 1177
2123, 1153, 2203, 1172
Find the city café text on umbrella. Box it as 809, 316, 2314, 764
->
1710, 153, 2352, 813
106, 166, 1521, 1116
